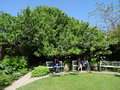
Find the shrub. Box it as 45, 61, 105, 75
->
1, 56, 28, 74
32, 66, 50, 77
117, 69, 120, 73
0, 71, 12, 90
8, 69, 28, 81
12, 72, 22, 80
19, 68, 28, 75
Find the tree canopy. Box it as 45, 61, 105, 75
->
107, 25, 120, 61
0, 6, 111, 62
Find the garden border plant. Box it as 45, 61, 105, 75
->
0, 56, 29, 89
32, 66, 50, 77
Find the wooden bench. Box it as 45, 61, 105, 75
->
100, 61, 120, 71
46, 61, 64, 70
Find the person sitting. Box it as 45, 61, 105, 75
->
77, 58, 82, 71
54, 58, 60, 73
81, 57, 90, 70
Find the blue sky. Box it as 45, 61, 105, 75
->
0, 0, 118, 26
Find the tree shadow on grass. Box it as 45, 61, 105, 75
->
52, 75, 61, 77
69, 73, 78, 75
114, 74, 120, 77
49, 73, 61, 77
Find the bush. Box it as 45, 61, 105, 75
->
0, 71, 12, 90
0, 56, 28, 89
11, 69, 29, 80
1, 56, 28, 74
12, 72, 22, 80
19, 68, 28, 75
90, 61, 98, 71
117, 69, 120, 73
32, 66, 50, 77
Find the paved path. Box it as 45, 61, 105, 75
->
5, 71, 120, 90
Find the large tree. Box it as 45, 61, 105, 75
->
0, 6, 110, 63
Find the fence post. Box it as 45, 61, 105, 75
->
99, 61, 101, 71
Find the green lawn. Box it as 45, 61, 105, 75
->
17, 73, 120, 90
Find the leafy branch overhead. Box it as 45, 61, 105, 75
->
0, 6, 111, 61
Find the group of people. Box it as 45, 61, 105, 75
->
77, 57, 90, 71
53, 57, 90, 73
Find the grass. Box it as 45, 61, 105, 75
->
17, 73, 120, 90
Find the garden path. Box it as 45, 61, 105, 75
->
5, 71, 120, 90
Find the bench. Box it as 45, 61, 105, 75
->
100, 61, 120, 71
72, 60, 77, 71
46, 61, 64, 70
